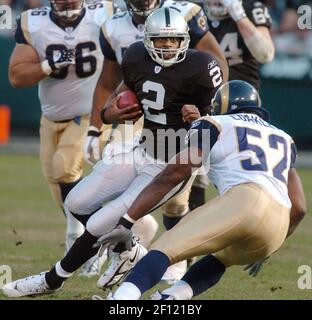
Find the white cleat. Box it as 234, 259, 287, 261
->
150, 290, 174, 300
79, 251, 107, 277
97, 241, 147, 289
2, 272, 53, 298
161, 260, 187, 285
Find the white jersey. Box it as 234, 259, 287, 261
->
101, 0, 207, 65
18, 2, 113, 121
195, 114, 296, 208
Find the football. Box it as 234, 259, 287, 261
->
117, 90, 140, 109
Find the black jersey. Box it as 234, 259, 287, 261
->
207, 0, 272, 90
122, 41, 222, 161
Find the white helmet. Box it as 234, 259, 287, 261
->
144, 7, 190, 68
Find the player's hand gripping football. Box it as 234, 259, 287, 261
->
94, 223, 134, 257
244, 257, 270, 277
47, 48, 75, 71
102, 95, 142, 124
182, 105, 201, 123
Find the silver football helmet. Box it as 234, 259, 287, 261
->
207, 0, 242, 19
144, 7, 190, 68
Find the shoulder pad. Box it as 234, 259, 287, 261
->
85, 1, 114, 26
20, 7, 50, 44
123, 41, 146, 64
163, 0, 202, 21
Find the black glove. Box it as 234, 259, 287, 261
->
48, 48, 75, 71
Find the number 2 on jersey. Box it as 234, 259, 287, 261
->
236, 127, 288, 183
141, 81, 167, 125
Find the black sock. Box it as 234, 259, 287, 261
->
59, 178, 82, 203
45, 230, 99, 288
189, 186, 205, 211
182, 255, 225, 296
45, 267, 66, 290
71, 212, 94, 227
162, 215, 183, 230
59, 230, 99, 273
70, 206, 101, 227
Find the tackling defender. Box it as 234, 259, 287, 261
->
93, 80, 306, 300
187, 0, 275, 216
8, 0, 113, 275
2, 7, 223, 298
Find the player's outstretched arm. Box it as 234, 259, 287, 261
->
9, 44, 47, 88
128, 147, 202, 221
94, 147, 202, 250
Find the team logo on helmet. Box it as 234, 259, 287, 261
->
197, 16, 207, 31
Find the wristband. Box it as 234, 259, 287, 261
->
41, 60, 53, 75
87, 125, 102, 137
118, 214, 136, 229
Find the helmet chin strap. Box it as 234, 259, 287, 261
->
146, 38, 189, 68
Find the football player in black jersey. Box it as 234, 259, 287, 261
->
104, 39, 222, 162
205, 0, 274, 89
188, 0, 275, 212
1, 8, 223, 298
84, 0, 228, 165
85, 0, 229, 282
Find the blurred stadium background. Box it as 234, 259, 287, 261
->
0, 0, 311, 300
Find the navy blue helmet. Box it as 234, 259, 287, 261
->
211, 80, 270, 121
125, 0, 164, 17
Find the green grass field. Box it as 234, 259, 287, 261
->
0, 154, 311, 300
